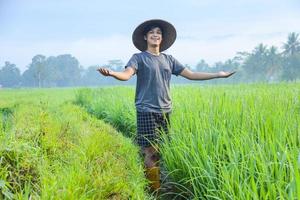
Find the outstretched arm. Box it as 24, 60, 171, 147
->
97, 66, 135, 81
179, 68, 236, 80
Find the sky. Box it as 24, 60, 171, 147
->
1, 0, 300, 72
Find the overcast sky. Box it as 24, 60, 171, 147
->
1, 0, 300, 71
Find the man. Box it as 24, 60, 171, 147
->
97, 19, 235, 192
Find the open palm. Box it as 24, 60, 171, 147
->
218, 71, 236, 78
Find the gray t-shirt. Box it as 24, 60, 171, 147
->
125, 51, 185, 113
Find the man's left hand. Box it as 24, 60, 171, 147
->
218, 71, 236, 78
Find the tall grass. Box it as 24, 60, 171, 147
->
75, 83, 300, 199
0, 89, 149, 199
163, 83, 300, 199
74, 87, 136, 138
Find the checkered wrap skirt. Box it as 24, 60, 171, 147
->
136, 111, 170, 147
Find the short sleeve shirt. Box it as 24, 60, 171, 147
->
125, 51, 185, 113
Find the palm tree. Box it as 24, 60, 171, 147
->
281, 33, 300, 81
242, 43, 269, 82
255, 43, 268, 56
282, 32, 300, 56
266, 46, 282, 81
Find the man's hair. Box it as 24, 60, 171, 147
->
143, 24, 164, 37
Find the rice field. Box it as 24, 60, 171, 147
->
0, 83, 299, 199
74, 83, 300, 199
0, 88, 148, 199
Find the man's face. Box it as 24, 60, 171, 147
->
145, 27, 162, 48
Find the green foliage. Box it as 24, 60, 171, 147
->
74, 87, 136, 138
163, 83, 300, 199
0, 62, 21, 88
22, 54, 82, 87
0, 107, 14, 132
0, 89, 148, 199
282, 53, 300, 81
283, 32, 300, 56
75, 84, 300, 199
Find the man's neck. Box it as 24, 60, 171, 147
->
146, 47, 160, 55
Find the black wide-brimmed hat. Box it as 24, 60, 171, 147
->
132, 19, 177, 52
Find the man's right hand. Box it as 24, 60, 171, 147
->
97, 66, 135, 81
97, 67, 112, 76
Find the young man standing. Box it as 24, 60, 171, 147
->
98, 19, 235, 192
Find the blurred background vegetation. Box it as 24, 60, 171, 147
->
1, 32, 300, 88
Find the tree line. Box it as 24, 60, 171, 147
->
0, 32, 299, 88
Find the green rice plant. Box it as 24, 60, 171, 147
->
74, 87, 136, 138
74, 83, 300, 199
0, 88, 149, 199
38, 103, 148, 199
161, 83, 300, 199
0, 107, 14, 132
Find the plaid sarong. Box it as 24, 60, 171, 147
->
136, 111, 170, 147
